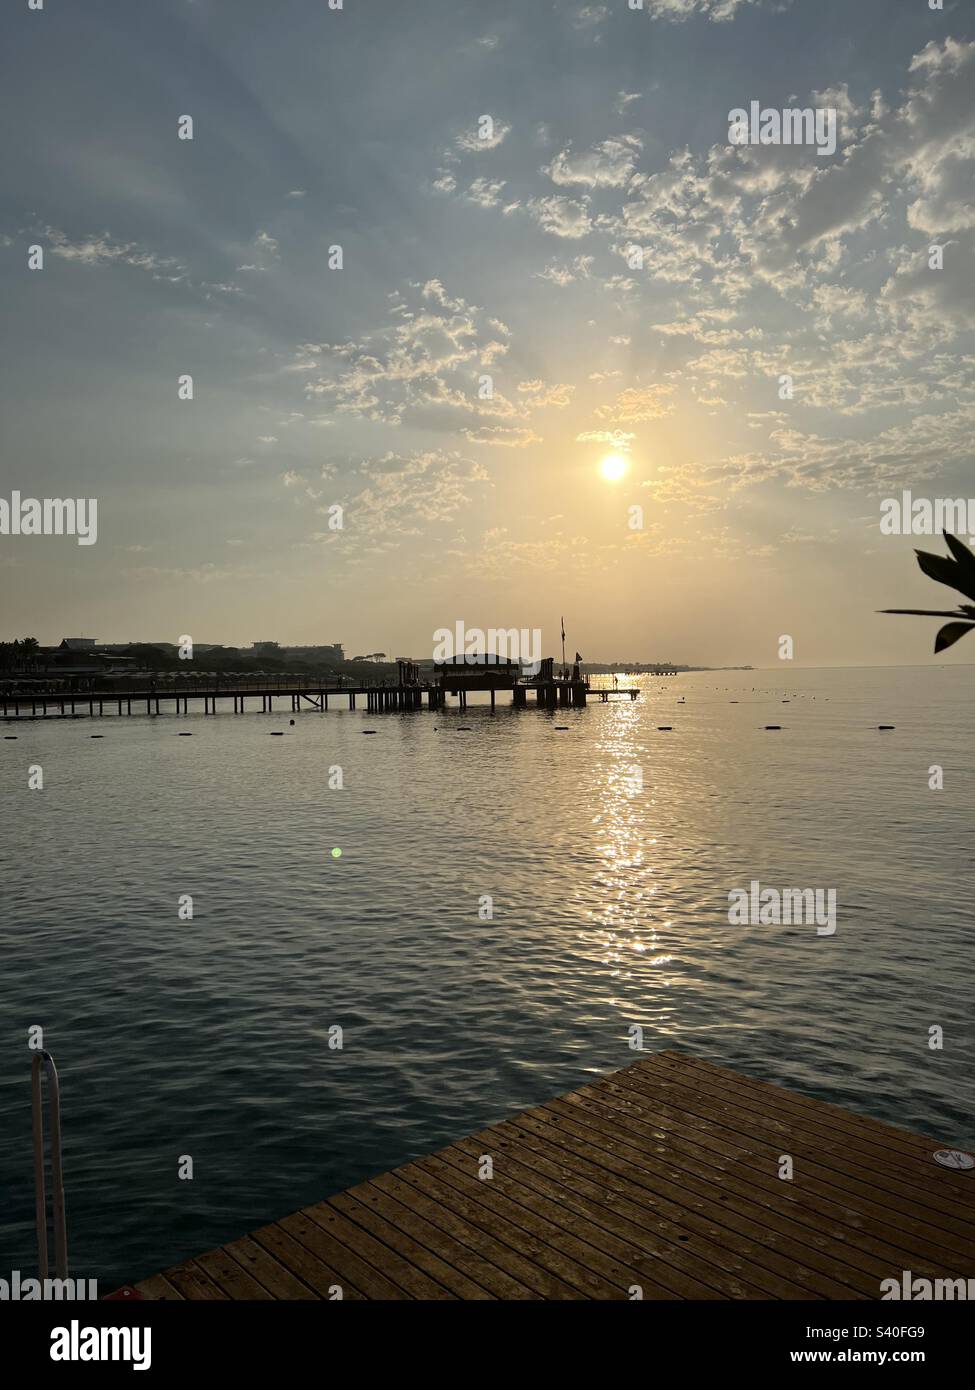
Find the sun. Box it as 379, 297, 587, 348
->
599, 453, 629, 482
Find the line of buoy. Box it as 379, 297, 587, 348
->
657, 726, 673, 731
269, 731, 284, 736
765, 725, 781, 730
362, 730, 377, 735
878, 725, 895, 731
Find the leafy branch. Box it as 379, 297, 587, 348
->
881, 532, 975, 652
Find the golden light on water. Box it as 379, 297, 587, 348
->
599, 453, 629, 482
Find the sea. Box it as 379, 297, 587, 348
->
1, 664, 972, 1290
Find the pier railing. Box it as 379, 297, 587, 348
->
1, 673, 391, 697
32, 1049, 68, 1280
2, 672, 641, 717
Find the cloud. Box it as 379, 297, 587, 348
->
238, 228, 282, 272
640, 0, 778, 21
517, 380, 575, 407
574, 30, 975, 456
577, 429, 636, 451
35, 226, 258, 304
595, 384, 675, 423
625, 403, 971, 518
536, 255, 595, 285
526, 195, 593, 238
301, 279, 512, 427
899, 39, 975, 234
42, 227, 185, 279
465, 177, 508, 209
464, 525, 596, 577
310, 450, 491, 540
123, 562, 259, 585
615, 91, 642, 115
455, 117, 511, 152
572, 5, 610, 29
461, 424, 542, 447
545, 136, 642, 189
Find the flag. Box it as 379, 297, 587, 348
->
560, 616, 565, 642
575, 652, 582, 663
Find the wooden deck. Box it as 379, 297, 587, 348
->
132, 1051, 975, 1300
1, 678, 637, 717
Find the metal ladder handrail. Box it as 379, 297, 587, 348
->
31, 1049, 68, 1279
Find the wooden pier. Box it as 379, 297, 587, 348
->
130, 1051, 975, 1301
1, 674, 640, 720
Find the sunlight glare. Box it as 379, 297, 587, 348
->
599, 453, 629, 481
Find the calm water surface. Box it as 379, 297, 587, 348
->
1, 665, 973, 1288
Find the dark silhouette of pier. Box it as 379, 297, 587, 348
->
1, 658, 640, 720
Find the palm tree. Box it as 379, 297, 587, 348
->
882, 533, 975, 652
19, 637, 41, 674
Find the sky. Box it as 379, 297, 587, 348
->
1, 0, 974, 667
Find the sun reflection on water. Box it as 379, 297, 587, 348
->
580, 701, 680, 996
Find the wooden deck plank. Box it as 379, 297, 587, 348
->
644, 1052, 975, 1226
436, 1138, 744, 1299
221, 1235, 321, 1300
450, 1129, 817, 1300
249, 1221, 365, 1300
556, 1075, 974, 1260
536, 1095, 963, 1286
298, 1200, 456, 1300
500, 1103, 875, 1295
132, 1052, 975, 1299
343, 1175, 528, 1298
276, 1209, 412, 1300
392, 1162, 594, 1299
610, 1061, 951, 1221
439, 1137, 756, 1300
579, 1070, 975, 1265
670, 1053, 975, 1213
674, 1053, 975, 1192
433, 1142, 713, 1297
159, 1260, 229, 1301
550, 1089, 971, 1275
368, 1170, 546, 1299
489, 1112, 851, 1297
325, 1190, 493, 1300
194, 1247, 273, 1301
409, 1150, 633, 1298
132, 1272, 184, 1300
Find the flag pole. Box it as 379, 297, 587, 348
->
560, 616, 566, 673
